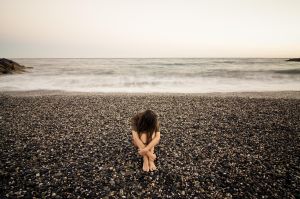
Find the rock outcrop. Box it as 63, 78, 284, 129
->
0, 58, 27, 74
286, 58, 300, 62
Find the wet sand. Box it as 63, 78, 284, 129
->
1, 91, 299, 198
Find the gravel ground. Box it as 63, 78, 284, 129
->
0, 92, 299, 198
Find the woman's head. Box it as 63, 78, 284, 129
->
137, 109, 158, 133
131, 110, 159, 144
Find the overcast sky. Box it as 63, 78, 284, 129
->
0, 0, 299, 58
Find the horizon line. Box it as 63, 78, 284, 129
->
5, 57, 297, 59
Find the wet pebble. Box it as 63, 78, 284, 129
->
1, 93, 299, 198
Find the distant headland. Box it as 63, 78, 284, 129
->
286, 58, 300, 62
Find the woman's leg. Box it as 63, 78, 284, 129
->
149, 146, 157, 171
149, 134, 156, 171
140, 134, 150, 172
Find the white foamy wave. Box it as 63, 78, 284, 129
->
0, 58, 299, 93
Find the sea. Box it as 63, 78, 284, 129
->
0, 58, 299, 93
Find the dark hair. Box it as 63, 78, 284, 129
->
132, 110, 159, 144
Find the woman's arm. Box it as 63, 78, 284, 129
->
132, 131, 157, 160
132, 130, 145, 150
140, 132, 160, 153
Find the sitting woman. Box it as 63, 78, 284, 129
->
131, 110, 161, 172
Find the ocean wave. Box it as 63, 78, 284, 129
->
1, 58, 299, 92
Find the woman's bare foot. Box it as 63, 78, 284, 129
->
143, 157, 150, 172
149, 161, 157, 171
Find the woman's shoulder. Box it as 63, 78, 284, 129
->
155, 121, 160, 132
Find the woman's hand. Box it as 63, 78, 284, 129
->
148, 153, 156, 161
138, 147, 148, 156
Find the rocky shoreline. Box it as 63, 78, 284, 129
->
0, 92, 299, 198
0, 58, 29, 74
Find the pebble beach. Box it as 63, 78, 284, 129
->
0, 91, 299, 198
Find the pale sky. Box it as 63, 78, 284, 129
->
0, 0, 300, 58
